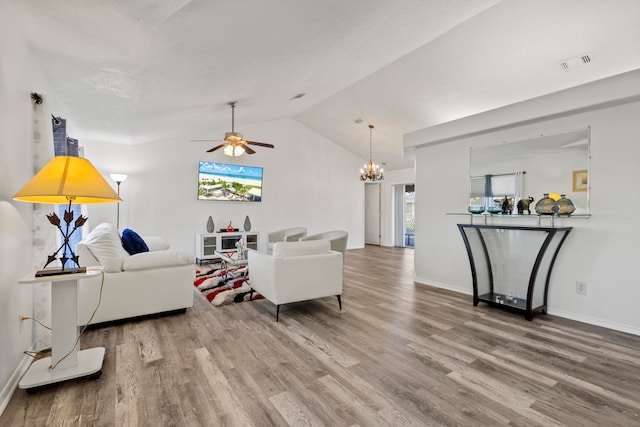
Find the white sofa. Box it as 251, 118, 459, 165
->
248, 240, 343, 321
75, 223, 195, 326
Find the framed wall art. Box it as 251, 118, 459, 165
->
572, 169, 588, 192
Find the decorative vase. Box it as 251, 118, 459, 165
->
244, 215, 252, 231
226, 221, 234, 232
486, 198, 502, 214
535, 194, 559, 215
557, 195, 576, 215
468, 205, 485, 214
206, 216, 214, 233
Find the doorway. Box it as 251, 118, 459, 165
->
364, 183, 381, 245
393, 184, 414, 247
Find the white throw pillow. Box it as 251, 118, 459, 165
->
123, 250, 194, 271
83, 223, 128, 272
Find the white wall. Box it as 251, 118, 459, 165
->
413, 99, 640, 335
0, 3, 58, 412
79, 118, 365, 254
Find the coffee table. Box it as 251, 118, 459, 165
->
214, 250, 248, 267
214, 251, 252, 298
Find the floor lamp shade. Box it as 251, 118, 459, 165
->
13, 156, 121, 276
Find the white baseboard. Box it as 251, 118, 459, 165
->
414, 277, 640, 337
0, 351, 33, 417
547, 308, 640, 336
414, 276, 472, 295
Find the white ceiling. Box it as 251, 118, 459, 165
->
11, 0, 640, 170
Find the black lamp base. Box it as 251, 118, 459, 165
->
35, 266, 87, 277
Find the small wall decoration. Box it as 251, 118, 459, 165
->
572, 170, 588, 192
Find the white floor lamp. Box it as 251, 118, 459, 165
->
110, 174, 127, 229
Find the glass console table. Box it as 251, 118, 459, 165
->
457, 224, 572, 320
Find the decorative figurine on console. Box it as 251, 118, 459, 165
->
501, 196, 513, 215
517, 196, 535, 215
235, 238, 247, 259
226, 220, 234, 232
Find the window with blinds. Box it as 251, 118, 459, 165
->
469, 172, 524, 214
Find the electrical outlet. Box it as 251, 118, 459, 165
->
576, 281, 587, 295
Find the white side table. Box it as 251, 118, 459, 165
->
18, 269, 105, 391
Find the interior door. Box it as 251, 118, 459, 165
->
364, 183, 381, 245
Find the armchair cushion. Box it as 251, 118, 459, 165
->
121, 228, 149, 255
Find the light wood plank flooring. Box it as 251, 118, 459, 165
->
2, 245, 640, 426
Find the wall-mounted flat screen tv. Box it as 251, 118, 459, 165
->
198, 161, 263, 202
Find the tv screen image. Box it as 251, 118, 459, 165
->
198, 161, 263, 202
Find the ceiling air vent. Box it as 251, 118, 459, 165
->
558, 53, 593, 72
352, 117, 364, 124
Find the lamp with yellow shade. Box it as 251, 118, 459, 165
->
13, 156, 121, 277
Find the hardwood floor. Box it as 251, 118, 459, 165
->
2, 245, 640, 426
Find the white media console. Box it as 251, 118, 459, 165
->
195, 231, 259, 264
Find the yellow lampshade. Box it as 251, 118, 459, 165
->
13, 156, 121, 204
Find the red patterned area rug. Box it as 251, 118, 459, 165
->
194, 265, 263, 306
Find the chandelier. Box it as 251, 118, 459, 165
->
360, 124, 384, 181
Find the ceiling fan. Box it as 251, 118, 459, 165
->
191, 101, 275, 156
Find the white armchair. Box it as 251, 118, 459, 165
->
299, 230, 348, 256
248, 240, 343, 321
266, 227, 307, 254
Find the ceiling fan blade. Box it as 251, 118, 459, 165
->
245, 140, 275, 148
244, 145, 256, 155
207, 144, 226, 153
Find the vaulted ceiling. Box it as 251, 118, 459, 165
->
11, 0, 640, 170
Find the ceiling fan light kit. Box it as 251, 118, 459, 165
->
223, 143, 246, 157
360, 124, 384, 181
197, 101, 275, 157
